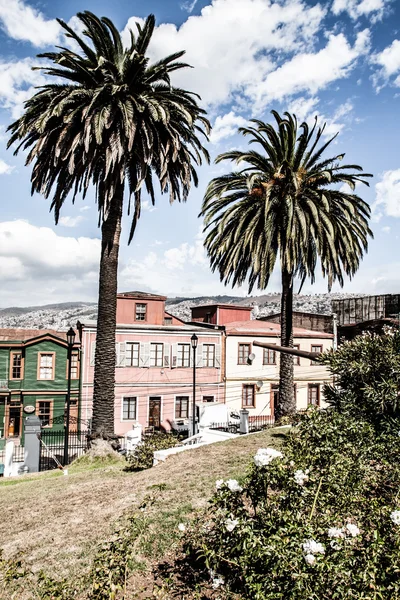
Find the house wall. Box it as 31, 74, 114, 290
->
224, 334, 333, 416
116, 297, 166, 325
191, 305, 252, 325
81, 327, 224, 435
264, 312, 333, 334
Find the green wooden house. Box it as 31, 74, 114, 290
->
0, 329, 81, 442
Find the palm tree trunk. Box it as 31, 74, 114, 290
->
92, 199, 123, 437
276, 269, 295, 419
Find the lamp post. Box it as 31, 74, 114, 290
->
191, 334, 198, 437
63, 327, 76, 467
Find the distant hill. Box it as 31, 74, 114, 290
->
0, 293, 364, 330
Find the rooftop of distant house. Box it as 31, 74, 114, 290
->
117, 291, 167, 300
224, 320, 333, 338
192, 303, 253, 311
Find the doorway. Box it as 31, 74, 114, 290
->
148, 397, 161, 429
8, 405, 22, 437
270, 385, 279, 416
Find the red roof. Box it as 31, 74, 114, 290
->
224, 320, 333, 338
0, 328, 68, 342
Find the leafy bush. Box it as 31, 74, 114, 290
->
183, 330, 400, 599
125, 433, 182, 471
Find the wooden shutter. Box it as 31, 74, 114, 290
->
90, 341, 96, 366
116, 342, 126, 367
196, 343, 203, 368
171, 343, 178, 368
163, 343, 170, 367
140, 342, 150, 367
215, 343, 221, 368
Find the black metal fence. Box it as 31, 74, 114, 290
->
12, 444, 25, 462
39, 430, 90, 471
209, 414, 275, 434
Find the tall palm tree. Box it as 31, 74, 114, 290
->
200, 111, 372, 418
8, 12, 210, 436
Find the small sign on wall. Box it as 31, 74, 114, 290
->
23, 405, 35, 414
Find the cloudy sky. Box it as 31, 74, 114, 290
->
0, 0, 399, 307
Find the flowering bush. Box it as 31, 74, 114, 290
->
183, 330, 400, 599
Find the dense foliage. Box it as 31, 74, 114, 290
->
184, 330, 400, 599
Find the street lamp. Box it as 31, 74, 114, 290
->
63, 327, 76, 466
191, 334, 198, 437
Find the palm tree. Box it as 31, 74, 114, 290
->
8, 12, 210, 436
200, 111, 372, 418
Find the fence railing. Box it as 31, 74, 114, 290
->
39, 430, 90, 471
209, 414, 275, 434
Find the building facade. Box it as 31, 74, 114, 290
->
79, 292, 224, 435
190, 303, 333, 418
0, 329, 81, 441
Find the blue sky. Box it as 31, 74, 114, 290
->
0, 0, 399, 306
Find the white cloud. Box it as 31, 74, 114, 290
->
0, 220, 101, 306
141, 200, 157, 213
382, 226, 391, 233
372, 169, 400, 221
0, 0, 60, 46
372, 39, 400, 89
0, 57, 49, 118
288, 97, 320, 122
288, 98, 354, 136
210, 111, 248, 144
122, 0, 326, 108
248, 31, 370, 110
332, 0, 390, 21
59, 215, 85, 228
0, 159, 14, 174
79, 206, 91, 212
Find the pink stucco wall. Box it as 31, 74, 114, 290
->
80, 327, 224, 435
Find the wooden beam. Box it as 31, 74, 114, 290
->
253, 340, 322, 361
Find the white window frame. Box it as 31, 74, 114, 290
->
126, 342, 140, 367
150, 343, 164, 367
177, 343, 191, 368
175, 395, 190, 419
203, 344, 215, 368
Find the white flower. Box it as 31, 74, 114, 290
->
211, 577, 225, 589
178, 523, 186, 532
304, 553, 316, 566
290, 460, 295, 467
225, 518, 239, 532
215, 479, 224, 490
390, 510, 400, 525
226, 479, 243, 492
294, 469, 309, 486
346, 523, 360, 537
328, 527, 345, 539
302, 539, 325, 555
330, 540, 341, 550
254, 447, 283, 467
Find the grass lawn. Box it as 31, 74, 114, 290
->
0, 428, 288, 598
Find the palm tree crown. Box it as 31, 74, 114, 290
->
8, 11, 210, 242
201, 111, 372, 292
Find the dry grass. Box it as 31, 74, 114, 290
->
0, 428, 287, 597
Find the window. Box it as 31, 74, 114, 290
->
203, 344, 215, 367
263, 347, 276, 365
293, 344, 300, 366
69, 351, 79, 379
122, 397, 137, 420
135, 303, 147, 321
36, 400, 53, 427
202, 396, 215, 403
126, 342, 140, 367
238, 344, 251, 365
38, 353, 54, 380
164, 317, 172, 325
175, 396, 189, 418
308, 384, 320, 406
150, 343, 163, 367
177, 343, 190, 367
10, 352, 23, 379
311, 345, 323, 365
242, 384, 255, 408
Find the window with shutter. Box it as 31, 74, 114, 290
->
203, 344, 215, 367
215, 344, 221, 368
90, 341, 96, 366
163, 343, 171, 367
126, 342, 140, 367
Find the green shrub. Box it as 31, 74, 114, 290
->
125, 433, 182, 471
182, 330, 400, 599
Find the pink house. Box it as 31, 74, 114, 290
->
78, 292, 224, 435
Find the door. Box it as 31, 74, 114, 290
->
8, 405, 22, 437
270, 385, 279, 416
148, 397, 161, 429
